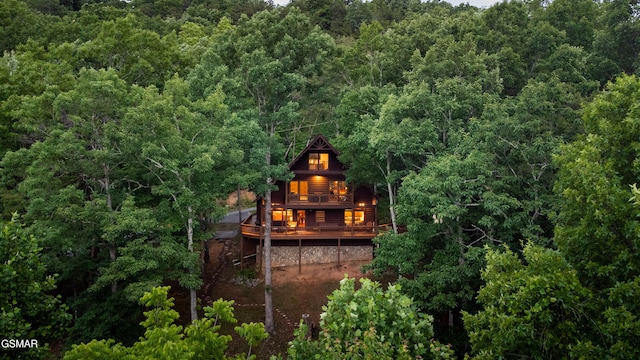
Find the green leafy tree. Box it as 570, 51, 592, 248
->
0, 0, 45, 53
463, 243, 590, 359
119, 76, 246, 322
362, 29, 504, 350
1, 67, 131, 280
590, 0, 640, 83
377, 150, 501, 312
0, 215, 70, 359
552, 74, 640, 358
0, 39, 76, 157
554, 74, 640, 290
289, 0, 351, 36
542, 0, 597, 50
63, 286, 268, 360
288, 277, 454, 360
76, 13, 185, 87
189, 7, 335, 333
0, 67, 186, 343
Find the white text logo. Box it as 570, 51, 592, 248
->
1, 339, 39, 349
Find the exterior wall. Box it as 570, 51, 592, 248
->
353, 185, 375, 205
261, 245, 373, 268
272, 181, 286, 203
290, 151, 343, 172
245, 135, 377, 268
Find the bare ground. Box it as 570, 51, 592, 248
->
193, 237, 378, 359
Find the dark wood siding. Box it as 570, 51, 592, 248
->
364, 208, 375, 224
326, 210, 344, 225
273, 180, 286, 203
353, 185, 375, 204
309, 176, 328, 194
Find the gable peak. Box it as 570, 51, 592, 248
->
308, 135, 331, 151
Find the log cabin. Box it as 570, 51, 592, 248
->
240, 135, 377, 269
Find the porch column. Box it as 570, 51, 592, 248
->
257, 226, 263, 274
298, 238, 302, 274
240, 236, 244, 269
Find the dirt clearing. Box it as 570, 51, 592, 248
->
197, 238, 380, 359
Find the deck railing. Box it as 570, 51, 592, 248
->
286, 193, 352, 204
241, 222, 376, 238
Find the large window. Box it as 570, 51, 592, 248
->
309, 153, 329, 170
273, 209, 293, 222
289, 181, 308, 201
344, 209, 364, 225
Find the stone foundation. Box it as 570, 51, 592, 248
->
261, 245, 373, 268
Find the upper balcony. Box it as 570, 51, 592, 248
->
286, 193, 353, 205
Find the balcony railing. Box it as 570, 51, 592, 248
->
241, 222, 377, 239
287, 193, 352, 204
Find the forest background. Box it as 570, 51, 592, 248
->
1, 0, 640, 358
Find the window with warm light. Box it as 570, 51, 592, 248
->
273, 209, 283, 221
344, 209, 364, 225
289, 181, 308, 200
273, 209, 293, 222
330, 181, 348, 195
309, 153, 329, 170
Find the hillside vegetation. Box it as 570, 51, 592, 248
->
1, 0, 639, 358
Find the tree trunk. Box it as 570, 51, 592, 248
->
109, 246, 117, 293
386, 151, 398, 234
187, 206, 198, 322
264, 147, 275, 334
238, 184, 242, 225
104, 163, 118, 293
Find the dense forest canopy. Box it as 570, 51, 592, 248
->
1, 0, 639, 358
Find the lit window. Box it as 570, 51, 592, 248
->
344, 209, 364, 225
273, 209, 293, 222
330, 181, 348, 195
309, 153, 329, 170
289, 181, 308, 201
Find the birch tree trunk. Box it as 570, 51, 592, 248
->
187, 206, 198, 322
103, 163, 119, 294
386, 150, 398, 234
264, 146, 275, 334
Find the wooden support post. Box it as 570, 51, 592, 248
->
237, 184, 242, 225
298, 238, 302, 274
257, 227, 263, 274
240, 236, 244, 269
338, 238, 341, 266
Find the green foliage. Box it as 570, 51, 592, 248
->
463, 243, 590, 359
590, 0, 640, 82
76, 13, 185, 87
0, 215, 70, 359
554, 74, 640, 288
288, 276, 454, 359
234, 323, 269, 359
63, 286, 268, 360
2, 0, 640, 356
552, 74, 640, 358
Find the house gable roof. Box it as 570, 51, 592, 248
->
289, 134, 340, 168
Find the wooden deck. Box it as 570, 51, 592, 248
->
241, 223, 377, 240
